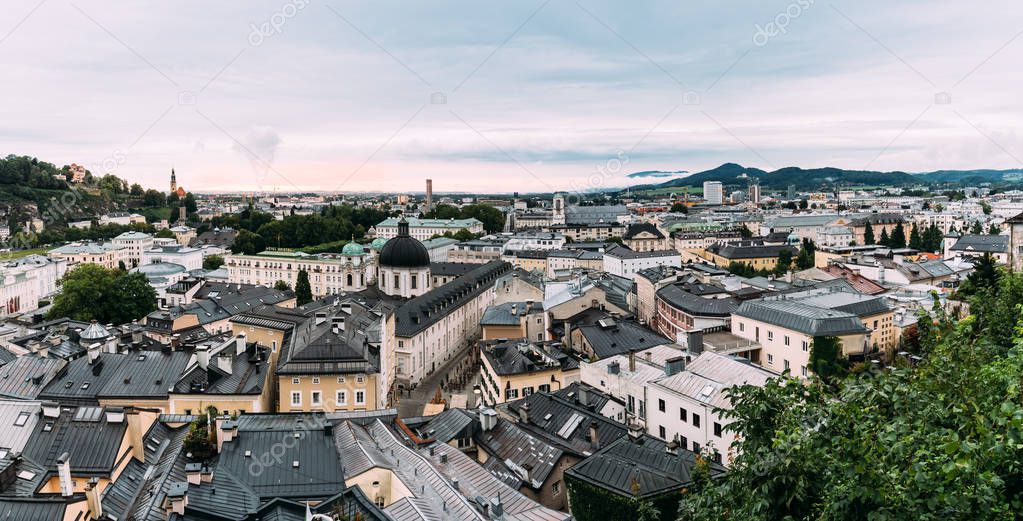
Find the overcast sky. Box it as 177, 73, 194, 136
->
2, 1, 1021, 193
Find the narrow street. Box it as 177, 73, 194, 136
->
395, 346, 481, 418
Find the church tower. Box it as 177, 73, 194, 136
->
170, 168, 177, 193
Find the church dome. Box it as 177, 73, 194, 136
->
379, 217, 430, 268
370, 237, 388, 250
342, 241, 365, 256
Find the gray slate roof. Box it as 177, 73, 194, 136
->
734, 299, 868, 336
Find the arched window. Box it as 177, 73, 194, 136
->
346, 273, 353, 286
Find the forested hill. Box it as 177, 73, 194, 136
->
625, 163, 1023, 191
0, 154, 136, 227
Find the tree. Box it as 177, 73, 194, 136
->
232, 229, 266, 255
295, 270, 312, 305
449, 228, 476, 242
774, 248, 793, 276
989, 223, 1001, 235
129, 183, 144, 196
878, 227, 890, 247
962, 252, 999, 295
799, 199, 809, 209
738, 224, 753, 239
274, 280, 292, 291
863, 222, 875, 245
155, 229, 175, 239
807, 336, 847, 383
971, 220, 984, 235
795, 239, 816, 270
980, 200, 992, 215
890, 223, 907, 248
670, 202, 688, 213
909, 222, 922, 250
677, 311, 1023, 520
48, 264, 156, 324
203, 255, 224, 270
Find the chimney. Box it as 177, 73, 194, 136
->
85, 478, 103, 519
589, 421, 599, 451
105, 406, 125, 424
340, 302, 352, 315
665, 356, 687, 376
627, 422, 643, 442
185, 463, 202, 485
577, 386, 588, 407
57, 452, 73, 496
216, 417, 238, 453
164, 482, 188, 516
563, 321, 572, 350
200, 465, 213, 483
628, 350, 636, 372
131, 328, 143, 344
517, 402, 530, 424
480, 408, 497, 432
195, 345, 210, 370
235, 333, 247, 355
687, 330, 704, 355
87, 344, 101, 364
216, 353, 233, 375
490, 497, 504, 518
171, 334, 180, 350
127, 411, 145, 462
42, 401, 60, 419
666, 439, 679, 455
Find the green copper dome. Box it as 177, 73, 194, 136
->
342, 241, 365, 256
371, 237, 388, 250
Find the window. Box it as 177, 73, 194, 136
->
679, 408, 687, 422
658, 399, 665, 412
784, 335, 790, 346
713, 422, 722, 437
292, 377, 300, 385
802, 340, 809, 352
523, 386, 534, 396
801, 366, 808, 377
658, 426, 666, 439
767, 330, 773, 341
290, 391, 302, 406
739, 322, 744, 332
538, 384, 550, 393
355, 390, 366, 405
14, 412, 30, 427
679, 435, 688, 448
713, 451, 722, 464
356, 376, 365, 384
312, 377, 320, 384
767, 354, 774, 364
506, 388, 519, 399
311, 391, 322, 406
552, 481, 562, 495
337, 376, 346, 384
693, 413, 701, 428
411, 276, 417, 289
336, 390, 348, 405
784, 359, 790, 371
393, 274, 400, 289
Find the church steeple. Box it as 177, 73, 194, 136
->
170, 168, 177, 193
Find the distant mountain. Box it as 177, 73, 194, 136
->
626, 170, 688, 179
914, 169, 1023, 184
625, 163, 1023, 192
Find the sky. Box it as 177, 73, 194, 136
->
2, 0, 1022, 193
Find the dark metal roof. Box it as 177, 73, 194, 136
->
565, 434, 726, 499
707, 241, 798, 260
0, 498, 67, 520
22, 406, 128, 475
504, 392, 627, 457
734, 299, 869, 336
575, 320, 671, 360
656, 284, 738, 317
951, 233, 1008, 253
219, 414, 344, 500
623, 222, 665, 240
393, 261, 512, 337
0, 357, 66, 400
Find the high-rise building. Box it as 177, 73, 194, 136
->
749, 182, 761, 204
703, 181, 723, 205
787, 184, 796, 200
425, 179, 433, 211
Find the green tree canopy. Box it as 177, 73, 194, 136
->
202, 255, 224, 270
48, 264, 156, 324
295, 269, 312, 305
864, 222, 875, 245
890, 223, 907, 248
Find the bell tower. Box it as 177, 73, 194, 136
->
170, 168, 177, 193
